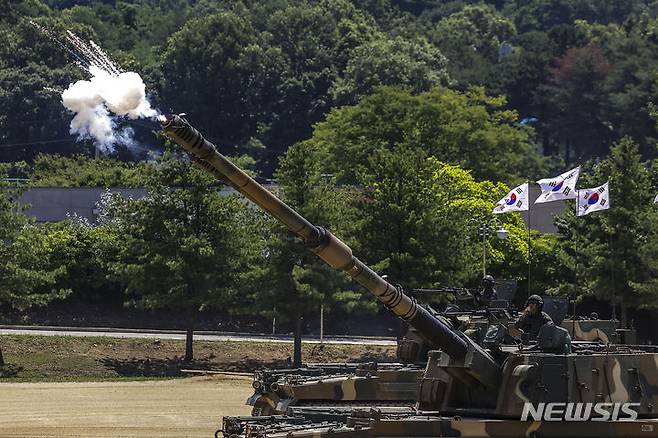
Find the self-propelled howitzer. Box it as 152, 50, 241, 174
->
160, 114, 499, 389
163, 115, 658, 438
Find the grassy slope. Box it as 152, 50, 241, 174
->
0, 335, 396, 382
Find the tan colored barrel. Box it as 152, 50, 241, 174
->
161, 114, 468, 359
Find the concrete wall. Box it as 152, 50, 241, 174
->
17, 185, 566, 232
518, 184, 567, 234
18, 188, 147, 223
18, 187, 237, 223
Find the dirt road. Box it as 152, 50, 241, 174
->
0, 375, 252, 437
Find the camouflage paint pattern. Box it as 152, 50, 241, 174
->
224, 412, 658, 438
228, 347, 658, 437
288, 368, 421, 401
249, 368, 423, 414
247, 363, 424, 415
247, 309, 515, 416
560, 318, 639, 344
561, 319, 618, 343
496, 349, 658, 415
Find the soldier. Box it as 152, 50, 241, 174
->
474, 275, 498, 308
515, 294, 553, 339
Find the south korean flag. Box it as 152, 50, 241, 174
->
535, 166, 580, 204
576, 182, 610, 216
493, 183, 529, 214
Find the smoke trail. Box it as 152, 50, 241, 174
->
61, 66, 158, 151
30, 22, 159, 152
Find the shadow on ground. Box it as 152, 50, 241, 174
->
0, 364, 22, 378
100, 357, 214, 377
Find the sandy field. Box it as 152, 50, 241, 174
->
0, 375, 252, 438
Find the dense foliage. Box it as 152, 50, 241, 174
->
4, 0, 658, 169
3, 0, 658, 351
107, 151, 262, 359
547, 139, 658, 321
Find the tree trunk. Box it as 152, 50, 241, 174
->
542, 133, 551, 156
293, 310, 302, 367
621, 303, 628, 329
185, 325, 194, 362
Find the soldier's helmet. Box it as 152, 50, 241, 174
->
525, 294, 544, 309
482, 275, 495, 288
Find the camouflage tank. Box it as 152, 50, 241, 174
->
222, 325, 658, 437
161, 115, 658, 438
248, 361, 422, 415
561, 315, 637, 344
246, 308, 434, 416
540, 296, 638, 344
245, 297, 450, 415
248, 296, 517, 416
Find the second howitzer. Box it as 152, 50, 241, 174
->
161, 114, 499, 390
246, 303, 463, 416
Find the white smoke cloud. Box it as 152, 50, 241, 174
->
61, 66, 158, 151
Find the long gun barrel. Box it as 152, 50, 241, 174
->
160, 114, 470, 359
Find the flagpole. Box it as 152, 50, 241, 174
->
573, 194, 579, 321
527, 180, 531, 295
573, 231, 578, 322
609, 234, 616, 321
606, 181, 616, 322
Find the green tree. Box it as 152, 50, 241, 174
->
550, 138, 658, 326
0, 166, 25, 366
110, 151, 257, 361
264, 139, 531, 349
262, 0, 378, 153
0, 16, 89, 162
0, 223, 73, 311
331, 35, 451, 104
46, 217, 123, 308
525, 232, 563, 301
504, 0, 643, 34
432, 4, 516, 84
250, 228, 351, 367
578, 17, 658, 158
487, 31, 555, 129
540, 45, 613, 163
60, 0, 192, 67
347, 150, 529, 289
245, 141, 354, 366
0, 217, 76, 367
24, 154, 149, 187
302, 86, 542, 183
0, 165, 71, 314
160, 11, 287, 151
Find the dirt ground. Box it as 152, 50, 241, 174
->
0, 335, 396, 380
0, 375, 252, 438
